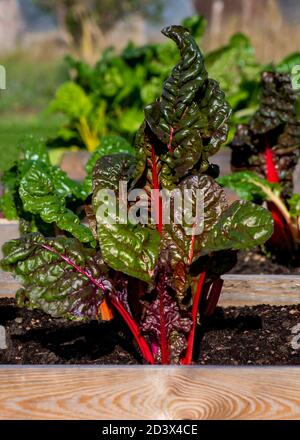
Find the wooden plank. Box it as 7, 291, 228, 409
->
1, 272, 300, 305
0, 366, 299, 420
0, 220, 19, 259
220, 275, 300, 307
0, 271, 20, 297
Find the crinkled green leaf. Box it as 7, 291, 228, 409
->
92, 153, 136, 193
22, 136, 52, 164
19, 162, 94, 244
135, 25, 231, 185
201, 200, 273, 255
0, 137, 52, 221
1, 233, 110, 319
160, 174, 228, 299
84, 136, 135, 194
162, 174, 228, 266
217, 171, 282, 202
93, 154, 160, 281
0, 138, 92, 239
161, 174, 273, 298
95, 219, 160, 282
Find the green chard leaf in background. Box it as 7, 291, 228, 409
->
217, 171, 283, 203
0, 137, 94, 244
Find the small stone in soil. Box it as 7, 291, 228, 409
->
0, 326, 7, 350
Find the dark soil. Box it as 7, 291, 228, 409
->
0, 298, 299, 365
230, 249, 300, 275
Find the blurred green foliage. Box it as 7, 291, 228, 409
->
0, 114, 65, 173
48, 16, 300, 151
0, 54, 68, 172
0, 54, 68, 113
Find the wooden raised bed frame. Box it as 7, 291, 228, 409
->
0, 272, 299, 420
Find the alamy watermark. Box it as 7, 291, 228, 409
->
94, 181, 205, 235
0, 65, 6, 90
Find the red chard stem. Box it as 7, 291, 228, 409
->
181, 271, 206, 365
151, 146, 163, 235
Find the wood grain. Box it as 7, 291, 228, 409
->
220, 274, 300, 306
0, 366, 299, 420
2, 272, 300, 305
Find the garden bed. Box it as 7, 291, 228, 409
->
0, 298, 299, 366
230, 249, 300, 275
0, 273, 299, 419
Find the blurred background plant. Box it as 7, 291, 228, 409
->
34, 0, 166, 64
0, 0, 300, 170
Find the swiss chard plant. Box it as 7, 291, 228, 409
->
1, 26, 273, 365
219, 72, 300, 264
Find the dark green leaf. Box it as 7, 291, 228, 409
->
93, 154, 160, 281
135, 25, 231, 184
1, 233, 110, 319
161, 174, 228, 299
201, 200, 274, 254
84, 136, 135, 194
217, 171, 282, 202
